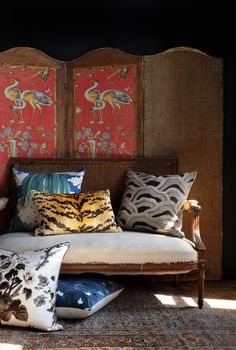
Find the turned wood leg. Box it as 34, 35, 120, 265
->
198, 260, 206, 309
175, 274, 180, 287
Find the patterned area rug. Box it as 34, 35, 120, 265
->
0, 279, 236, 350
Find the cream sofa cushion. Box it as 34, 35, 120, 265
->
0, 232, 197, 266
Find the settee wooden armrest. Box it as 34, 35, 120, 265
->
183, 199, 206, 252
183, 199, 206, 309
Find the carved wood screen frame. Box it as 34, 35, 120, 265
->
65, 48, 143, 158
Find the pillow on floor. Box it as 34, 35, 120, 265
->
31, 189, 122, 236
116, 170, 197, 238
0, 242, 69, 331
56, 275, 124, 319
8, 168, 85, 232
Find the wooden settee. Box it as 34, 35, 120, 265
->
0, 157, 206, 308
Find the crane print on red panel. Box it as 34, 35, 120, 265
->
0, 65, 56, 194
74, 65, 136, 158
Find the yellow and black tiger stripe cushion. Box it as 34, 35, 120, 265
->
31, 190, 121, 235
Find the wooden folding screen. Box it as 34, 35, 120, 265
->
0, 47, 223, 279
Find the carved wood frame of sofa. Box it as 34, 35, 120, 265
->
3, 157, 206, 309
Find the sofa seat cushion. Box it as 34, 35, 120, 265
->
0, 232, 197, 265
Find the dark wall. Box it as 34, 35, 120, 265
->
1, 0, 235, 278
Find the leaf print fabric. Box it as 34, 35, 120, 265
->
0, 242, 69, 331
8, 168, 85, 232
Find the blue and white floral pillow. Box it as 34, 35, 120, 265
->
8, 168, 85, 232
56, 276, 124, 319
0, 242, 69, 331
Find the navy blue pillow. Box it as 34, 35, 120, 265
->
56, 276, 124, 319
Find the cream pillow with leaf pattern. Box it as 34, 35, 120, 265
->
0, 242, 69, 331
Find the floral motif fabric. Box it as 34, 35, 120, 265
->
0, 242, 69, 331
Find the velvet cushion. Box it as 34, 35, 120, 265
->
8, 168, 85, 232
116, 170, 197, 237
31, 189, 122, 236
56, 275, 124, 319
0, 242, 69, 331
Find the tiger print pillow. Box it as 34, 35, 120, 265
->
31, 190, 121, 236
116, 170, 197, 238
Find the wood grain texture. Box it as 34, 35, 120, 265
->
144, 47, 223, 279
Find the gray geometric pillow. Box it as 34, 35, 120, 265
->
116, 170, 197, 238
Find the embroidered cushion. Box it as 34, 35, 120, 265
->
116, 170, 197, 238
56, 275, 124, 319
31, 189, 122, 236
8, 168, 85, 232
0, 242, 69, 331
